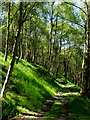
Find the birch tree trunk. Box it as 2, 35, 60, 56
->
16, 41, 21, 64
52, 16, 58, 74
49, 2, 54, 71
20, 29, 23, 59
1, 2, 23, 97
24, 23, 28, 61
4, 2, 10, 61
81, 1, 90, 94
56, 21, 63, 78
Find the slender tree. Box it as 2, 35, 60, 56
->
1, 2, 37, 97
49, 2, 54, 71
1, 2, 23, 97
52, 15, 58, 74
56, 21, 63, 78
4, 2, 10, 61
81, 1, 90, 94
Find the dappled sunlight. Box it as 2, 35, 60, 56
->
57, 92, 80, 97
1, 52, 90, 119
16, 106, 39, 116
0, 0, 90, 119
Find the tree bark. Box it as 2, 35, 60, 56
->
42, 44, 44, 66
81, 1, 90, 94
56, 21, 63, 78
52, 15, 58, 74
24, 23, 28, 61
64, 41, 67, 78
16, 41, 21, 64
20, 29, 23, 59
4, 2, 10, 61
28, 17, 32, 62
49, 2, 54, 71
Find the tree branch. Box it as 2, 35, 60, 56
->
23, 2, 37, 23
64, 2, 87, 15
22, 3, 30, 18
10, 9, 19, 23
60, 16, 84, 28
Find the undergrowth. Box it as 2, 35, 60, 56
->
0, 52, 90, 120
0, 52, 60, 119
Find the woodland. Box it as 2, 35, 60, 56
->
0, 0, 90, 120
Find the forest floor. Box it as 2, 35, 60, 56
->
1, 52, 90, 120
10, 82, 89, 120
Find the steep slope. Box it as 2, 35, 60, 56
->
0, 52, 89, 120
0, 52, 62, 119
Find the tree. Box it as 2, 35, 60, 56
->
61, 0, 89, 95
49, 2, 54, 71
1, 2, 37, 97
4, 2, 10, 61
81, 1, 90, 94
1, 1, 89, 97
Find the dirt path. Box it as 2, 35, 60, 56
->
11, 85, 79, 120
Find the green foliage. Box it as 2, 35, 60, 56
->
2, 94, 18, 119
1, 52, 90, 119
0, 1, 89, 119
1, 52, 60, 118
44, 101, 63, 119
68, 97, 90, 120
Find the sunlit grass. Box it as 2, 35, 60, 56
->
1, 52, 89, 119
16, 106, 38, 115
60, 92, 80, 96
0, 52, 61, 118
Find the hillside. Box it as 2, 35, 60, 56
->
0, 52, 90, 120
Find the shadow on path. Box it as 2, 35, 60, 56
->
10, 83, 80, 120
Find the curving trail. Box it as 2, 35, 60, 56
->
10, 82, 80, 120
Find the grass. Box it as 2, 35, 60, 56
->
44, 101, 64, 119
0, 52, 61, 118
0, 52, 90, 119
66, 96, 90, 120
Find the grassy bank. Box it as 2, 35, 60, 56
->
0, 52, 90, 119
0, 52, 61, 119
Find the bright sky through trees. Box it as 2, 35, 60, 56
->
1, 1, 90, 119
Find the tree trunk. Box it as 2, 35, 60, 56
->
42, 45, 44, 66
56, 21, 63, 78
4, 2, 10, 61
1, 2, 23, 97
34, 31, 37, 63
20, 29, 23, 59
63, 33, 67, 78
24, 23, 28, 61
16, 42, 20, 64
27, 17, 32, 62
49, 2, 54, 71
52, 15, 58, 74
81, 1, 90, 94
